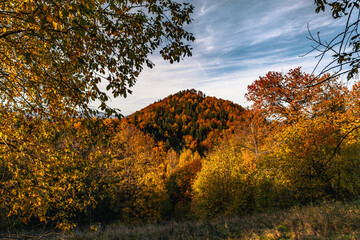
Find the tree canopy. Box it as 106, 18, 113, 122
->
0, 0, 194, 117
312, 0, 360, 80
125, 89, 244, 153
245, 67, 347, 122
0, 0, 194, 231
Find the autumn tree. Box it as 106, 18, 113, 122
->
125, 89, 244, 153
192, 139, 256, 218
247, 68, 360, 202
104, 122, 168, 223
0, 115, 112, 230
232, 109, 271, 161
245, 67, 340, 123
0, 0, 194, 117
271, 94, 360, 201
311, 0, 360, 80
332, 81, 360, 198
273, 116, 342, 201
165, 149, 202, 219
0, 0, 194, 231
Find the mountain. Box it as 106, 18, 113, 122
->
125, 89, 245, 154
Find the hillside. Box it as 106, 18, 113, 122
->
125, 89, 245, 153
3, 72, 360, 234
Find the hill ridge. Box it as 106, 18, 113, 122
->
125, 89, 245, 153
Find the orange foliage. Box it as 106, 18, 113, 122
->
125, 89, 245, 153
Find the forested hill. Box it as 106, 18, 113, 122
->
125, 89, 245, 153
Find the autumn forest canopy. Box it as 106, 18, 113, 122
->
1, 0, 360, 235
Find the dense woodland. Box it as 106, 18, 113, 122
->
2, 0, 360, 237
125, 89, 244, 153
1, 67, 360, 232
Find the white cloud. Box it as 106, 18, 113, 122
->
105, 0, 348, 116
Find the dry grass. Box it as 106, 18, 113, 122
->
3, 201, 360, 240
72, 201, 360, 240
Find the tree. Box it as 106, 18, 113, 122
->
165, 149, 202, 219
244, 68, 360, 204
245, 67, 345, 123
192, 140, 256, 218
0, 116, 112, 230
274, 116, 344, 201
311, 0, 360, 81
0, 0, 194, 117
232, 109, 270, 161
125, 89, 244, 154
0, 0, 194, 231
105, 122, 168, 223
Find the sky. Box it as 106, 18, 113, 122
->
104, 0, 347, 116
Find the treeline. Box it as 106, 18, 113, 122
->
1, 68, 360, 232
194, 68, 360, 217
0, 116, 202, 230
125, 89, 244, 153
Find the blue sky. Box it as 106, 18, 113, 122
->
105, 0, 346, 116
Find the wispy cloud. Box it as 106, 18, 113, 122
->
105, 0, 347, 115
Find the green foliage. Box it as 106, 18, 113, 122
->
3, 65, 360, 233
126, 89, 244, 153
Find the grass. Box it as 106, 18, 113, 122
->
71, 200, 360, 240
3, 201, 360, 239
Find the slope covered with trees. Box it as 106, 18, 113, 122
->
0, 0, 195, 233
2, 69, 360, 235
125, 89, 245, 153
193, 68, 360, 216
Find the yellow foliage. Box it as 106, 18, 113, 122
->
192, 140, 256, 217
0, 113, 112, 230
106, 122, 168, 222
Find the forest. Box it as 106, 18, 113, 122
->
1, 68, 360, 234
2, 0, 360, 238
